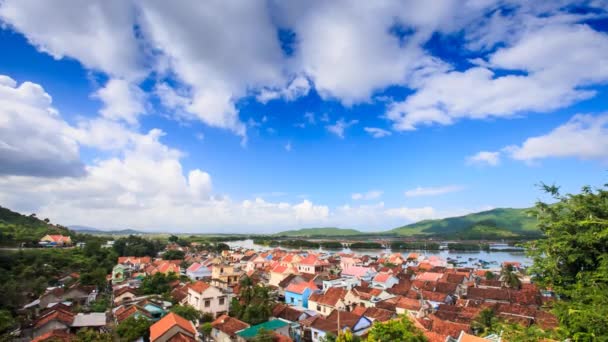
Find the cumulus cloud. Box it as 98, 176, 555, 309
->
467, 151, 500, 166
364, 127, 392, 138
351, 190, 383, 201
257, 76, 311, 104
0, 75, 85, 177
94, 79, 146, 124
387, 23, 608, 130
507, 114, 608, 162
326, 118, 359, 139
405, 185, 464, 197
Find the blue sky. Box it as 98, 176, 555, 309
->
0, 1, 607, 233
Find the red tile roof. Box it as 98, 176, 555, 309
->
285, 281, 317, 294
34, 309, 74, 328
150, 313, 196, 342
31, 329, 73, 342
310, 287, 347, 306
189, 280, 211, 294
211, 314, 249, 336
373, 272, 392, 283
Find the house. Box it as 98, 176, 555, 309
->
187, 281, 229, 318
344, 286, 394, 308
113, 287, 139, 305
285, 281, 318, 308
149, 312, 197, 342
269, 264, 296, 287
39, 235, 72, 247
272, 303, 312, 323
236, 319, 291, 341
211, 314, 249, 342
322, 277, 360, 291
308, 287, 347, 317
38, 284, 97, 309
31, 329, 74, 342
416, 272, 444, 282
186, 263, 212, 280
146, 261, 181, 276
297, 255, 330, 275
341, 266, 377, 282
307, 310, 372, 342
371, 272, 399, 290
339, 256, 361, 270
211, 263, 243, 289
32, 307, 106, 339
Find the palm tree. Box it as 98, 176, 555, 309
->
500, 264, 522, 289
472, 308, 498, 335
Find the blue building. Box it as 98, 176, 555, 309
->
284, 282, 317, 308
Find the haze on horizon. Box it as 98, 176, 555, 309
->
0, 1, 607, 233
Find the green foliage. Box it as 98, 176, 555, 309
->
350, 242, 383, 249
391, 241, 440, 250
254, 328, 275, 342
170, 304, 201, 322
366, 315, 427, 342
447, 243, 489, 251
162, 250, 185, 260
229, 276, 274, 325
0, 310, 15, 335
390, 207, 539, 239
141, 272, 179, 295
200, 322, 213, 337
0, 206, 73, 246
499, 264, 522, 289
528, 183, 608, 340
275, 227, 362, 237
471, 309, 498, 336
0, 247, 116, 312
497, 322, 556, 342
320, 241, 343, 249
113, 235, 164, 257
168, 235, 179, 243
88, 297, 109, 313
74, 329, 112, 342
116, 316, 151, 341
485, 271, 495, 280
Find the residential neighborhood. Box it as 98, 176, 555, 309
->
14, 237, 558, 342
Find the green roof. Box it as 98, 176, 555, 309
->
236, 320, 289, 339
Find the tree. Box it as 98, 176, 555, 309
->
116, 316, 151, 341
484, 271, 495, 280
141, 272, 178, 295
74, 329, 112, 342
366, 315, 427, 341
200, 322, 213, 340
528, 183, 608, 339
497, 322, 555, 342
0, 309, 15, 335
254, 328, 274, 342
471, 309, 497, 336
499, 264, 521, 289
162, 250, 185, 260
229, 276, 274, 325
170, 304, 201, 322
168, 235, 179, 243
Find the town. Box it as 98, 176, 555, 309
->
17, 233, 556, 342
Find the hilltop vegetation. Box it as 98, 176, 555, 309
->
274, 208, 539, 239
388, 208, 539, 239
0, 206, 73, 246
275, 227, 363, 237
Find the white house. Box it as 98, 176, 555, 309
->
371, 272, 399, 290
186, 281, 229, 318
186, 263, 212, 280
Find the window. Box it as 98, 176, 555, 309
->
219, 297, 225, 305
205, 300, 211, 308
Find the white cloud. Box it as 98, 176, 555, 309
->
507, 114, 608, 161
387, 24, 608, 130
467, 151, 500, 166
257, 75, 311, 104
94, 79, 146, 124
304, 112, 315, 125
326, 118, 359, 139
0, 0, 143, 79
364, 127, 392, 138
405, 185, 464, 197
0, 75, 84, 177
384, 206, 436, 222
351, 190, 383, 201
285, 141, 293, 152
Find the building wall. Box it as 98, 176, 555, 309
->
187, 286, 229, 318
211, 328, 235, 342
284, 288, 310, 308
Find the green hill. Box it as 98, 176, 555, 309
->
275, 227, 363, 237
388, 208, 539, 239
0, 206, 73, 246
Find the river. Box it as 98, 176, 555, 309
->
226, 239, 531, 267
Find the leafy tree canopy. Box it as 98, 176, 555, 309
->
366, 315, 427, 342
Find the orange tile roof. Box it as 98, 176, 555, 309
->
211, 314, 249, 336
31, 329, 73, 342
373, 272, 393, 283
150, 312, 196, 342
34, 309, 74, 328
459, 331, 490, 341
285, 281, 317, 294
189, 280, 211, 294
